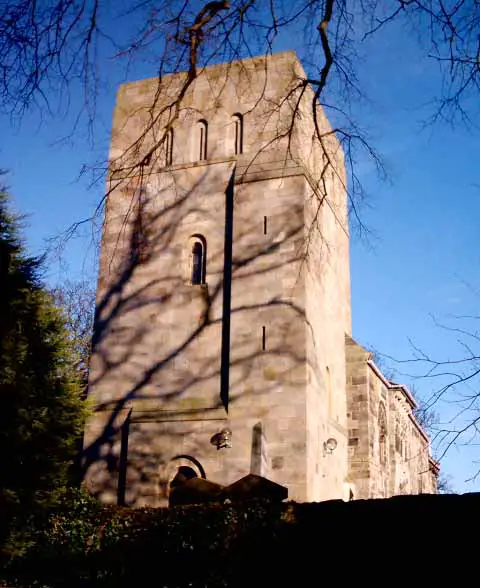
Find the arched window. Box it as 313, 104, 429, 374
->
192, 242, 203, 284
198, 119, 208, 161
165, 128, 174, 166
190, 235, 206, 285
378, 403, 387, 465
232, 113, 243, 155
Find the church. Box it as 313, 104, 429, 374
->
83, 51, 438, 506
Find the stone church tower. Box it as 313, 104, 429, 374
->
84, 51, 436, 506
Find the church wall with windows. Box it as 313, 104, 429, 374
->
86, 52, 345, 506
346, 335, 438, 499
84, 51, 436, 507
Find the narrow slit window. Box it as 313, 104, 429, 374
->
233, 113, 243, 155
192, 242, 203, 284
132, 192, 149, 264
262, 326, 266, 351
263, 216, 267, 235
198, 119, 208, 161
165, 128, 174, 166
190, 235, 207, 285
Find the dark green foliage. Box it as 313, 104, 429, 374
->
0, 492, 477, 587
0, 191, 87, 527
1, 494, 288, 588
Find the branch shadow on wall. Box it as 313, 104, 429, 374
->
81, 159, 313, 506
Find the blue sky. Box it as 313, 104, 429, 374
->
349, 21, 480, 490
1, 7, 479, 492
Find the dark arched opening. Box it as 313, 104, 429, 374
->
192, 241, 203, 284
190, 236, 206, 285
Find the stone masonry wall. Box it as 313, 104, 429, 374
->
85, 51, 352, 506
389, 385, 437, 495
346, 335, 438, 498
345, 336, 371, 498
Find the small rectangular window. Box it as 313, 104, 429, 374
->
263, 216, 267, 235
262, 326, 266, 351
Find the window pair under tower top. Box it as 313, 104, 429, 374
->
197, 114, 243, 162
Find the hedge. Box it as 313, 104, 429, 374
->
1, 491, 478, 587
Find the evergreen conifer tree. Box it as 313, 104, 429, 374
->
0, 190, 87, 515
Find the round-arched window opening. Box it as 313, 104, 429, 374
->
232, 113, 244, 155
190, 235, 207, 285
192, 241, 203, 284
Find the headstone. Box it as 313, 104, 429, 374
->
223, 474, 288, 502
169, 477, 224, 507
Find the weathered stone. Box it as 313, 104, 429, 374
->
83, 51, 436, 508
346, 335, 437, 499
272, 456, 284, 470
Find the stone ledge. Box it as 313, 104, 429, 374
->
131, 406, 227, 423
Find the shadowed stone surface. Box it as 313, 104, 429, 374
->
84, 51, 437, 507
